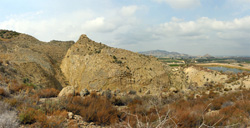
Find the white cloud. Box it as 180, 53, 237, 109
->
121, 5, 138, 16
145, 16, 250, 55
0, 5, 140, 44
171, 17, 184, 22
152, 16, 250, 38
81, 17, 116, 32
155, 0, 201, 9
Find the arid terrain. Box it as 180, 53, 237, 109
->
0, 30, 250, 128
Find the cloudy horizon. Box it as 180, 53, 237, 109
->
1, 0, 250, 56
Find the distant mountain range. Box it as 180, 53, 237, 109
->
139, 50, 191, 58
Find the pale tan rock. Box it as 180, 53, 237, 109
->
58, 86, 75, 97
68, 112, 73, 119
60, 34, 171, 94
74, 115, 83, 120
205, 110, 219, 117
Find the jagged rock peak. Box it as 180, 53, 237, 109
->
80, 34, 88, 39
74, 34, 107, 51
77, 34, 93, 44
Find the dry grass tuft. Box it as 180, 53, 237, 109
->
38, 88, 60, 98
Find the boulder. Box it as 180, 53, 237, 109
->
58, 86, 75, 97
68, 112, 74, 119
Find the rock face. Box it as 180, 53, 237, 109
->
60, 34, 171, 93
0, 30, 74, 89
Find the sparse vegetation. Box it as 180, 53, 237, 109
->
0, 30, 20, 39
65, 94, 119, 126
112, 55, 123, 64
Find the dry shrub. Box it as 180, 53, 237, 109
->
211, 97, 227, 110
66, 96, 84, 115
127, 99, 143, 114
4, 98, 18, 107
8, 83, 25, 94
35, 110, 67, 128
38, 88, 60, 98
19, 107, 37, 124
90, 91, 98, 98
176, 110, 202, 127
235, 100, 250, 116
40, 99, 64, 116
204, 112, 224, 126
170, 104, 204, 128
18, 99, 67, 127
219, 105, 248, 126
80, 96, 118, 125
167, 98, 209, 127
0, 87, 8, 97
65, 95, 119, 126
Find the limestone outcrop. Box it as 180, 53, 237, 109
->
60, 34, 171, 94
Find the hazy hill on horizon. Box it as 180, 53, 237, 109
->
139, 50, 191, 58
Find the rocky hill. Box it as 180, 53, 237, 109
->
61, 35, 171, 94
0, 30, 172, 94
0, 30, 74, 89
139, 50, 190, 58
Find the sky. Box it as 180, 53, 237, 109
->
0, 0, 250, 56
